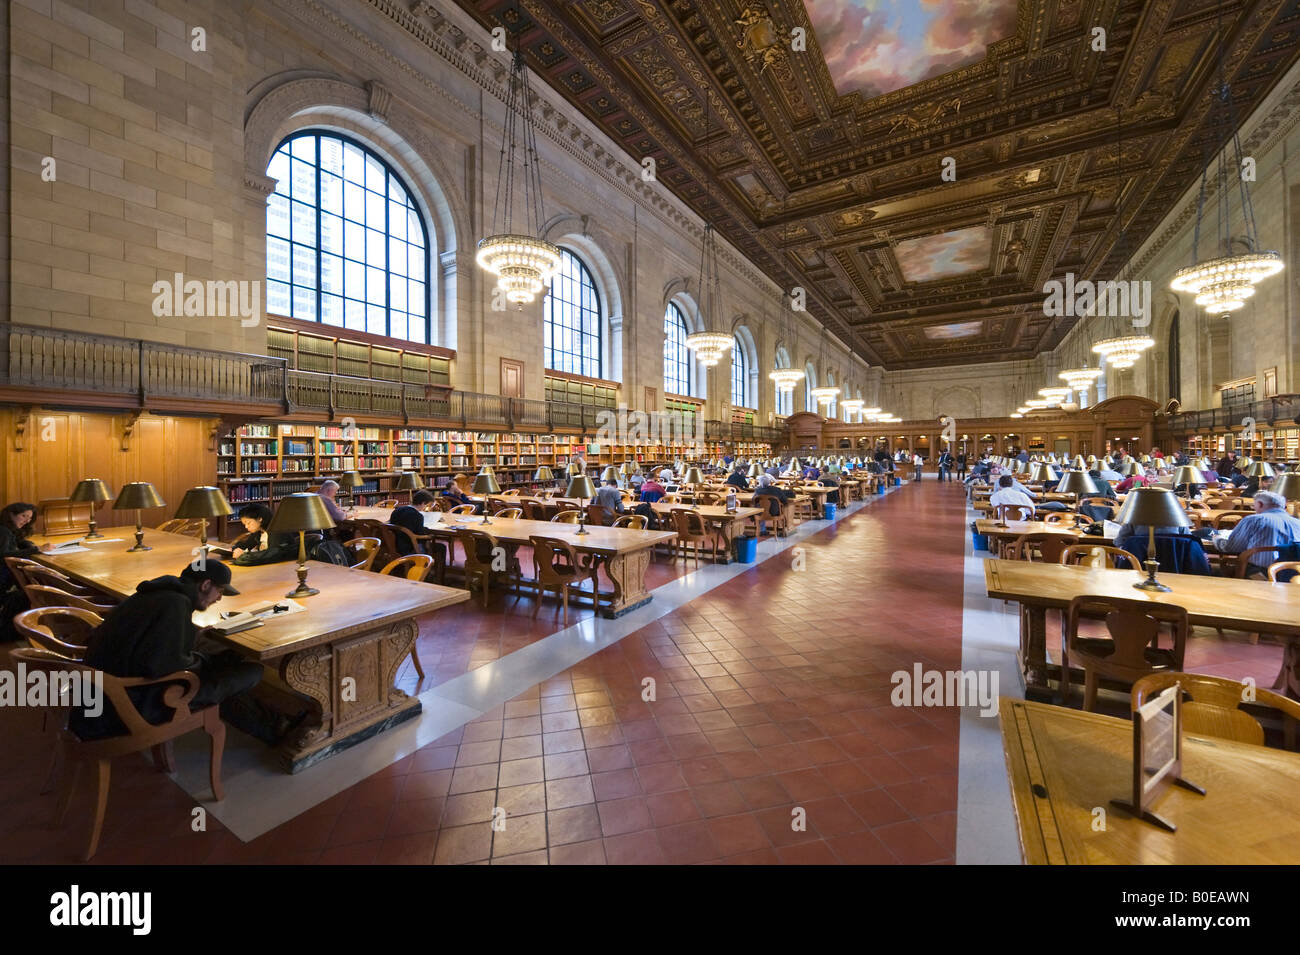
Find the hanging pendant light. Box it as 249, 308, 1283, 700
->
476, 43, 562, 304
1038, 386, 1072, 405
768, 289, 804, 394
1058, 365, 1103, 399
684, 88, 732, 368
809, 330, 839, 407
1169, 14, 1281, 314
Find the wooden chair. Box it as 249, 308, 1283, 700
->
486, 498, 509, 516
5, 556, 47, 590
1132, 672, 1300, 751
13, 606, 102, 658
612, 514, 648, 530
14, 646, 227, 860
496, 507, 523, 520
375, 554, 435, 680
1212, 511, 1252, 529
528, 535, 586, 625
1061, 595, 1188, 711
19, 564, 117, 604
1229, 545, 1296, 579
343, 537, 381, 572
1078, 496, 1117, 509
994, 504, 1034, 523
377, 523, 446, 583
1008, 532, 1076, 563
156, 518, 191, 534
1183, 500, 1211, 512
1060, 544, 1138, 569
447, 504, 476, 516
501, 488, 521, 497
586, 504, 615, 527
551, 510, 581, 524
696, 492, 722, 506
432, 497, 456, 513
455, 528, 520, 608
23, 584, 118, 614
670, 508, 713, 567
376, 499, 399, 508
1267, 561, 1300, 582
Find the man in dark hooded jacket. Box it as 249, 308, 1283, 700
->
70, 560, 270, 741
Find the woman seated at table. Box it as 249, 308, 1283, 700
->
230, 503, 295, 565
441, 473, 478, 512
0, 501, 55, 638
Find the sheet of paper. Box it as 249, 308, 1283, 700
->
46, 544, 91, 554
1102, 520, 1121, 540
82, 537, 125, 544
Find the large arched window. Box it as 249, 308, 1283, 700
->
804, 364, 817, 413
545, 249, 602, 379
265, 131, 430, 343
664, 303, 690, 395
825, 371, 837, 419
731, 334, 749, 408
773, 347, 792, 416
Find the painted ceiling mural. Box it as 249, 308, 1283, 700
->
895, 227, 992, 283
434, 0, 1300, 369
803, 0, 1019, 97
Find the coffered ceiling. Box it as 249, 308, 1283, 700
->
437, 0, 1300, 369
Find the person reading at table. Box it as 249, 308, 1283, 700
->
317, 480, 347, 522
69, 560, 288, 745
388, 505, 429, 556
1216, 490, 1300, 577
412, 489, 438, 509
1087, 469, 1117, 500
441, 473, 477, 511
591, 478, 625, 523
989, 475, 1035, 515
639, 476, 666, 504
0, 501, 55, 638
819, 469, 841, 505
1116, 469, 1153, 492
753, 475, 795, 534
230, 503, 295, 565
725, 467, 750, 491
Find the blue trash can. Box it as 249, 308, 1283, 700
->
733, 536, 757, 563
876, 483, 885, 495
893, 476, 901, 487
823, 503, 837, 521
971, 530, 988, 551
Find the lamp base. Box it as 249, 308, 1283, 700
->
286, 561, 318, 598
1132, 578, 1171, 592
127, 525, 150, 552
84, 519, 104, 540
127, 543, 152, 552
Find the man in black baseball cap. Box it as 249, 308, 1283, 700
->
71, 559, 267, 741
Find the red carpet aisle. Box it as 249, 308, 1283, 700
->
0, 480, 970, 864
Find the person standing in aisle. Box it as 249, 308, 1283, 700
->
937, 448, 953, 482
912, 451, 923, 482
956, 451, 968, 481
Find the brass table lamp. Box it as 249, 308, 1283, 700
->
267, 493, 336, 597
1119, 459, 1143, 476
338, 470, 365, 513
747, 462, 762, 480
1246, 461, 1276, 481
1113, 488, 1192, 592
1055, 469, 1099, 504
472, 467, 501, 524
69, 479, 112, 539
682, 466, 705, 510
173, 486, 234, 552
1272, 472, 1300, 516
1171, 466, 1207, 497
1027, 462, 1055, 484
565, 474, 596, 535
394, 471, 424, 504
566, 460, 584, 477
112, 482, 164, 552
601, 465, 620, 488
534, 465, 555, 495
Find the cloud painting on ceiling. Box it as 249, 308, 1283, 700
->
923, 320, 983, 340
895, 226, 992, 282
804, 0, 1018, 98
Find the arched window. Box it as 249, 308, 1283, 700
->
265, 131, 430, 343
731, 334, 749, 408
1168, 311, 1180, 403
545, 249, 602, 379
825, 372, 837, 419
804, 364, 817, 413
773, 348, 792, 416
664, 303, 690, 396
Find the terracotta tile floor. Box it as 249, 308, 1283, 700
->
0, 482, 1284, 864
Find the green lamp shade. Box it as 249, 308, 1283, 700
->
1246, 462, 1276, 479
267, 493, 336, 533
1119, 460, 1143, 476
472, 469, 501, 495
174, 486, 234, 519
69, 479, 112, 504
620, 462, 635, 476
1114, 487, 1192, 530
567, 461, 584, 476
534, 466, 554, 482
1073, 455, 1087, 469
601, 466, 620, 483
394, 472, 425, 491
1027, 462, 1055, 483
747, 462, 762, 478
1271, 472, 1300, 500
112, 481, 164, 511
338, 470, 365, 489
1055, 470, 1099, 497
1171, 466, 1207, 487
565, 475, 596, 500
682, 467, 705, 485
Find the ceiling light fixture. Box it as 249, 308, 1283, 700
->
476, 40, 562, 304
684, 89, 732, 368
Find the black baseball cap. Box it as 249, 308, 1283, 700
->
180, 558, 240, 596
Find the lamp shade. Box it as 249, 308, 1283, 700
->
534, 466, 554, 482
472, 469, 502, 495
174, 486, 234, 519
112, 481, 164, 511
620, 461, 636, 476
1028, 462, 1055, 483
747, 462, 762, 478
1119, 460, 1143, 476
567, 461, 584, 476
267, 493, 336, 533
394, 472, 425, 492
601, 466, 620, 483
69, 479, 112, 504
1171, 466, 1207, 487
683, 467, 705, 485
1073, 455, 1087, 470
1055, 470, 1099, 497
565, 474, 596, 500
1114, 487, 1192, 530
338, 470, 365, 490
1271, 472, 1300, 501
1246, 461, 1276, 479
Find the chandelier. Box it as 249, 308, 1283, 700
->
684, 92, 732, 369
809, 386, 840, 406
687, 328, 732, 367
476, 44, 562, 304
1038, 386, 1072, 403
841, 398, 864, 421
1092, 336, 1155, 370
1024, 398, 1051, 409
1059, 366, 1103, 390
1169, 27, 1282, 314
769, 368, 804, 392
